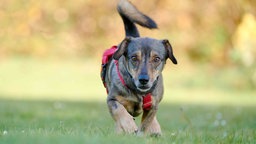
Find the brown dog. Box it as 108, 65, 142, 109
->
101, 0, 177, 136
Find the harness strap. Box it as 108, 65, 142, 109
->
143, 93, 152, 111
114, 60, 127, 87
102, 46, 117, 64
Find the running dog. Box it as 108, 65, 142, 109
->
101, 0, 177, 136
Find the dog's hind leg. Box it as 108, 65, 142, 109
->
107, 99, 138, 134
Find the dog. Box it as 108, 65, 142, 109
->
101, 0, 177, 136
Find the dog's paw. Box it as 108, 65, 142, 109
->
136, 131, 144, 137
136, 130, 161, 137
145, 117, 162, 136
115, 115, 138, 134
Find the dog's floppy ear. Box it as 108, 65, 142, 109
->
113, 37, 131, 60
162, 39, 177, 64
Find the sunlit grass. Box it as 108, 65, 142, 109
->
0, 57, 102, 101
0, 57, 255, 105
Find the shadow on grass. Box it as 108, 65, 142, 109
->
0, 97, 256, 143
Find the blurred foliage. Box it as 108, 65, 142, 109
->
231, 13, 256, 88
0, 0, 255, 87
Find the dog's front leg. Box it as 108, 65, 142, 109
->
137, 106, 162, 136
107, 98, 138, 134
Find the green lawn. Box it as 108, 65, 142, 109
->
0, 58, 256, 143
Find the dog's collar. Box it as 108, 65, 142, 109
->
114, 59, 152, 111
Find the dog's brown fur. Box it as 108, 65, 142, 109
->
103, 0, 177, 136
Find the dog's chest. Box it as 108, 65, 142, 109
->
116, 95, 143, 117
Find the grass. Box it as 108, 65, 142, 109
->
0, 57, 256, 143
1, 100, 256, 143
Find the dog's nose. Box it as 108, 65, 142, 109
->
138, 75, 149, 85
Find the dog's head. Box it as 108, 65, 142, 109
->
113, 37, 177, 93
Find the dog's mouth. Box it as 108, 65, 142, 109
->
135, 76, 159, 93
137, 85, 151, 92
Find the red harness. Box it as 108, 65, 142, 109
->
101, 46, 152, 111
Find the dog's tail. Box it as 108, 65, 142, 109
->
117, 0, 157, 37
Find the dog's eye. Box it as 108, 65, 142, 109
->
131, 56, 138, 62
153, 57, 161, 63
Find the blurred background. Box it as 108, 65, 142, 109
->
0, 0, 255, 103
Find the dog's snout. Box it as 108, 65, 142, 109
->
138, 74, 149, 85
